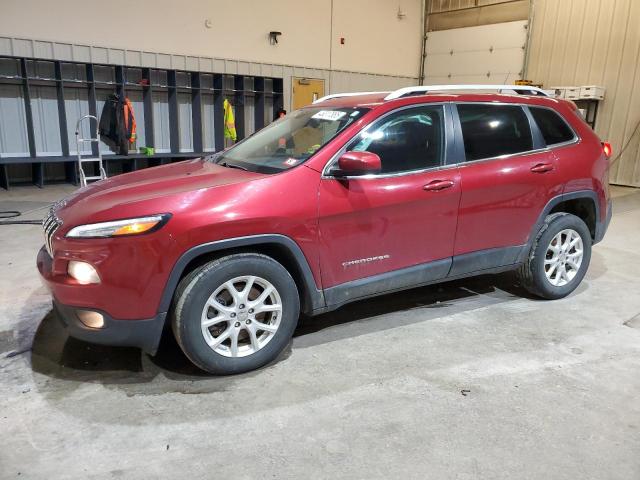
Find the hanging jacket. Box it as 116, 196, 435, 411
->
223, 98, 237, 142
98, 94, 130, 155
123, 97, 137, 144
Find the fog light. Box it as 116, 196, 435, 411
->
68, 261, 100, 284
77, 310, 105, 329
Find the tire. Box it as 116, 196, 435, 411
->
171, 253, 300, 375
517, 212, 592, 299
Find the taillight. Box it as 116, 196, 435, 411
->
602, 142, 612, 158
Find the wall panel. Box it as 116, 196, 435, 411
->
152, 90, 170, 153
202, 93, 216, 152
527, 0, 640, 187
30, 85, 62, 156
64, 87, 91, 155
0, 37, 417, 114
0, 0, 423, 78
177, 92, 193, 153
0, 84, 29, 157
428, 0, 528, 30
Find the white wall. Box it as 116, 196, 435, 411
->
330, 0, 422, 77
0, 0, 421, 78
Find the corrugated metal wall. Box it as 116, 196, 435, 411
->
526, 0, 640, 187
427, 0, 529, 30
0, 36, 417, 114
429, 0, 514, 13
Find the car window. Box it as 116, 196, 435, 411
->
347, 105, 444, 174
458, 104, 533, 161
529, 106, 576, 145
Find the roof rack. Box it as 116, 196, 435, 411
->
313, 91, 389, 104
384, 84, 550, 100
311, 85, 551, 105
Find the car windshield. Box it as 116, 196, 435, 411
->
210, 107, 369, 173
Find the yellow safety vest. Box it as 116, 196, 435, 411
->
223, 99, 237, 142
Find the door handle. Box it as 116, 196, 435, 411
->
530, 163, 554, 173
423, 179, 455, 191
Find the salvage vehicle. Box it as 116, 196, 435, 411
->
38, 84, 612, 374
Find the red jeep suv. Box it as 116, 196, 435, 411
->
37, 85, 612, 374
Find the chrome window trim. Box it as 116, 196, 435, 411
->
454, 144, 560, 167
452, 136, 581, 168
452, 139, 581, 168
321, 103, 450, 180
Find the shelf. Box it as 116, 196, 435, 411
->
0, 152, 206, 165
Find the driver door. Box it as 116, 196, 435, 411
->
317, 104, 461, 300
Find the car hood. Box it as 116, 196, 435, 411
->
54, 159, 265, 224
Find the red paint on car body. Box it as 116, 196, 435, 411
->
38, 91, 611, 324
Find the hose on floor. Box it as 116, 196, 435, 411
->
0, 210, 42, 225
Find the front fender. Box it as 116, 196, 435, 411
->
157, 234, 325, 315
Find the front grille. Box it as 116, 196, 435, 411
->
42, 208, 62, 257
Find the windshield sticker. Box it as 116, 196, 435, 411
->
312, 110, 347, 121
283, 158, 299, 166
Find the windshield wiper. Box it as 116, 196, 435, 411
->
218, 161, 248, 171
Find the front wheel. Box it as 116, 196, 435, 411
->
517, 212, 592, 299
171, 253, 300, 375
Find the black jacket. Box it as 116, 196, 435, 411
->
99, 94, 129, 155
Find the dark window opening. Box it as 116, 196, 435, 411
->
458, 104, 533, 161
529, 106, 575, 146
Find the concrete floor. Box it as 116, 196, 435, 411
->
1, 184, 639, 479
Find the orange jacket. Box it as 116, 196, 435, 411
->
123, 97, 137, 143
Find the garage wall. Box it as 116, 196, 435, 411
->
526, 0, 640, 187
427, 0, 529, 30
434, 0, 524, 9
0, 0, 421, 78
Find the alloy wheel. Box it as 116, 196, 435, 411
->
201, 275, 283, 357
544, 228, 584, 287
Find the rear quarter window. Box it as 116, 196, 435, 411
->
529, 106, 576, 146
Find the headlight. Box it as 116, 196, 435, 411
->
66, 214, 171, 238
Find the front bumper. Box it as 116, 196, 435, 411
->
53, 301, 166, 354
38, 246, 166, 354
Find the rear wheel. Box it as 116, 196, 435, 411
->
172, 253, 300, 374
517, 212, 592, 299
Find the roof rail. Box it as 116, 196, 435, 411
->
313, 91, 389, 104
384, 84, 551, 100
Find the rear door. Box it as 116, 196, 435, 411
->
317, 104, 461, 291
450, 102, 563, 274
528, 105, 580, 188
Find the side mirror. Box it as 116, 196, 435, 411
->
332, 151, 381, 177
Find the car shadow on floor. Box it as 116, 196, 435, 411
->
29, 272, 535, 386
